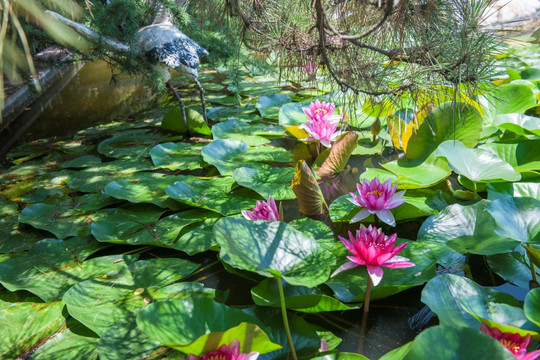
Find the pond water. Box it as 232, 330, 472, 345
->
21, 61, 160, 142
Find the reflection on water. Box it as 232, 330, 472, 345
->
22, 61, 160, 141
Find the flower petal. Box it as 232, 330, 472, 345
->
350, 208, 371, 223
375, 209, 396, 226
366, 265, 384, 286
331, 261, 358, 277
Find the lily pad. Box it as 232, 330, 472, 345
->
201, 139, 292, 175
487, 182, 540, 200
256, 93, 292, 119
0, 217, 43, 254
138, 298, 280, 355
18, 194, 118, 239
0, 294, 66, 359
252, 278, 359, 313
232, 164, 296, 200
0, 237, 112, 301
63, 258, 199, 336
421, 274, 521, 328
417, 200, 520, 267
212, 120, 281, 145
486, 196, 540, 243
480, 140, 540, 172
404, 103, 483, 161
489, 82, 537, 115
380, 159, 451, 189
493, 113, 540, 136
30, 325, 100, 360
161, 107, 212, 135
486, 251, 537, 289
165, 175, 257, 215
98, 129, 179, 159
524, 288, 540, 327
149, 142, 206, 171
59, 154, 102, 169
214, 217, 335, 287
435, 140, 520, 182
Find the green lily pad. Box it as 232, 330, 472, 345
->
214, 217, 335, 287
288, 217, 335, 251
0, 237, 112, 301
421, 274, 521, 328
380, 159, 451, 189
279, 101, 311, 127
201, 139, 292, 175
493, 113, 540, 136
398, 326, 517, 360
98, 283, 218, 360
480, 140, 540, 172
312, 354, 369, 360
232, 164, 296, 200
18, 194, 118, 239
0, 294, 65, 359
405, 103, 483, 161
206, 93, 240, 106
486, 196, 540, 243
59, 154, 102, 169
489, 82, 537, 115
525, 288, 540, 327
0, 216, 42, 254
161, 107, 212, 135
66, 159, 155, 193
165, 175, 256, 215
487, 182, 540, 200
63, 258, 198, 336
417, 200, 520, 267
460, 298, 540, 339
137, 297, 280, 355
362, 97, 396, 118
326, 241, 436, 302
436, 140, 520, 182
486, 251, 537, 289
30, 325, 99, 360
256, 93, 292, 119
252, 278, 359, 312
212, 120, 282, 145
98, 129, 179, 159
103, 173, 189, 210
207, 105, 260, 122
149, 142, 206, 171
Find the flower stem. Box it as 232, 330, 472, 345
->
276, 276, 297, 360
358, 276, 373, 355
473, 181, 478, 199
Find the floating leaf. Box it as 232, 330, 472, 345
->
0, 216, 42, 254
0, 237, 113, 301
252, 278, 359, 312
233, 164, 296, 200
165, 176, 256, 215
256, 93, 292, 119
149, 142, 206, 171
30, 325, 99, 360
524, 288, 540, 327
493, 113, 540, 136
201, 139, 292, 175
362, 97, 396, 118
417, 201, 519, 266
59, 154, 102, 169
436, 140, 520, 182
486, 197, 540, 243
380, 159, 451, 189
0, 294, 65, 359
63, 258, 198, 336
137, 298, 280, 355
278, 102, 311, 139
98, 129, 178, 159
404, 103, 483, 161
212, 120, 283, 145
214, 217, 335, 287
489, 83, 537, 115
486, 251, 536, 289
487, 182, 540, 200
161, 107, 212, 135
480, 140, 540, 172
421, 274, 520, 328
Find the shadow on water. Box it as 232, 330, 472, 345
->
21, 61, 160, 142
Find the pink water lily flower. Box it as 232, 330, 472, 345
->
242, 196, 279, 221
304, 62, 318, 75
299, 118, 342, 148
303, 100, 339, 123
331, 225, 415, 286
186, 339, 259, 360
481, 324, 540, 360
349, 177, 405, 226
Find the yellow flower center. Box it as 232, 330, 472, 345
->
367, 190, 383, 197
499, 339, 521, 354
314, 109, 327, 115
205, 355, 227, 360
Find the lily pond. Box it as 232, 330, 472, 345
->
1, 38, 540, 360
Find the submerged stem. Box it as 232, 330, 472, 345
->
276, 276, 298, 360
358, 276, 373, 354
